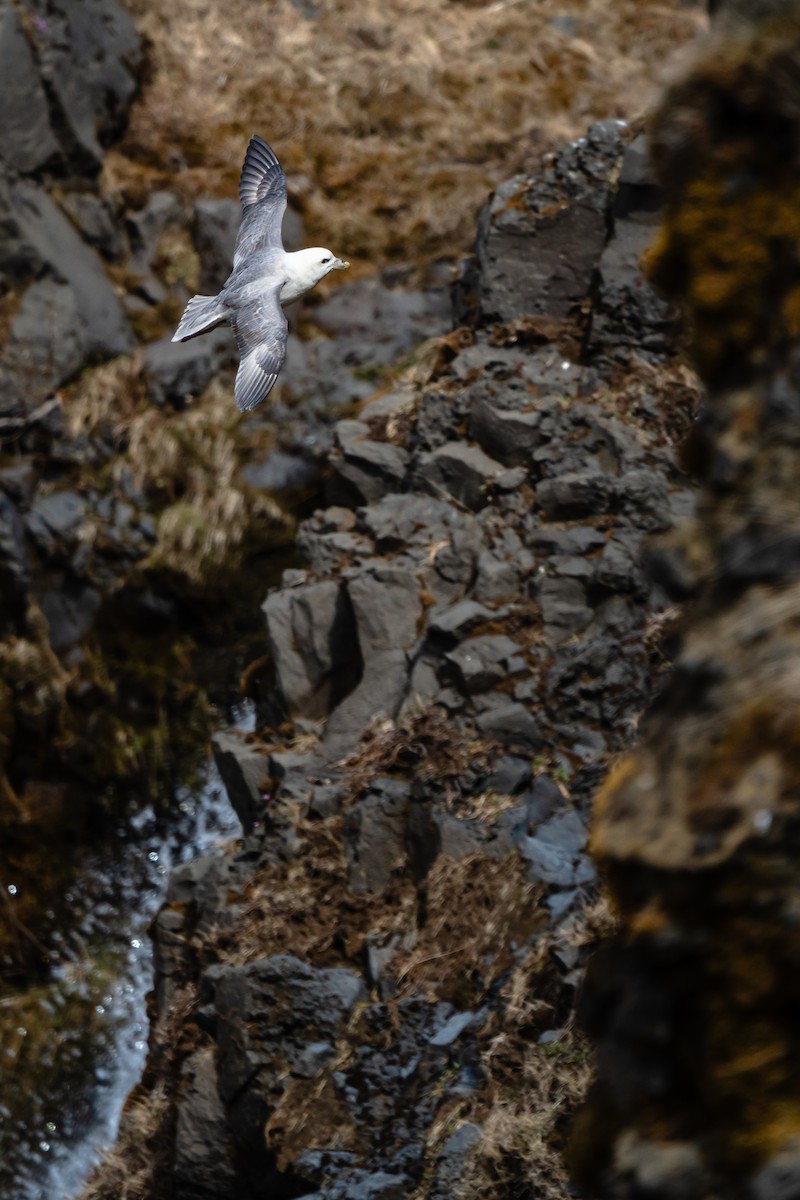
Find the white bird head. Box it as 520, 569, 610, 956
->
310, 247, 350, 281
281, 246, 350, 305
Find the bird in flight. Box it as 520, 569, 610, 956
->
172, 135, 349, 411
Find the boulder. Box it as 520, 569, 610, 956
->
0, 1, 59, 174
332, 420, 410, 503
477, 120, 626, 324
416, 441, 520, 512
27, 0, 143, 174
322, 564, 422, 755
0, 179, 132, 356
173, 1047, 238, 1200
263, 578, 360, 721
211, 730, 268, 833
215, 954, 365, 1103
343, 778, 411, 893
443, 634, 522, 694
0, 278, 88, 417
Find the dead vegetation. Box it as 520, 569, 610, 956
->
457, 1021, 593, 1200
339, 706, 498, 807
79, 1088, 172, 1200
111, 0, 705, 270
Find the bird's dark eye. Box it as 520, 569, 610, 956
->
321, 256, 331, 263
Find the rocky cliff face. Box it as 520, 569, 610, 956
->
572, 6, 800, 1198
79, 121, 700, 1200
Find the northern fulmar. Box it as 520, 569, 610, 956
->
172, 135, 349, 411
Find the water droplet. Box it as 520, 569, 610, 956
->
754, 808, 772, 834
95, 1005, 105, 1015
39, 1141, 50, 1153
16, 1027, 26, 1038
148, 851, 159, 863
561, 361, 571, 371
130, 938, 141, 949
7, 884, 17, 896
46, 1122, 56, 1133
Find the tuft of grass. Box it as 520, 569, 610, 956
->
64, 356, 150, 443
340, 705, 497, 807
457, 1022, 594, 1200
123, 381, 293, 585
79, 1089, 172, 1200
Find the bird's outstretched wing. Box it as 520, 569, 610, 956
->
234, 135, 288, 268
231, 283, 289, 412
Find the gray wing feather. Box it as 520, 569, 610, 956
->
231, 284, 288, 412
234, 135, 287, 268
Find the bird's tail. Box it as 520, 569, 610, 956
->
172, 294, 227, 342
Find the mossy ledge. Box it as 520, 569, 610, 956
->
573, 5, 800, 1196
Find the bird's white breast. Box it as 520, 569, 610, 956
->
279, 276, 309, 305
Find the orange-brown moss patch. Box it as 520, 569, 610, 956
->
648, 23, 800, 385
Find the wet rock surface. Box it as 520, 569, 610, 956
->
88, 122, 703, 1200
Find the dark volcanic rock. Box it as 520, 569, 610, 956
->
142, 328, 233, 407
215, 955, 365, 1100
344, 778, 411, 893
174, 1047, 238, 1200
0, 278, 88, 416
477, 120, 627, 325
588, 133, 678, 363
40, 583, 101, 651
211, 731, 268, 834
263, 578, 360, 723
60, 192, 125, 259
28, 0, 143, 174
127, 190, 182, 266
0, 1, 59, 174
193, 198, 241, 293
323, 564, 423, 754
1, 180, 133, 357
416, 441, 521, 511
332, 420, 410, 503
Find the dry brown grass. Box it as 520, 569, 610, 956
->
392, 851, 545, 1005
79, 1087, 171, 1200
65, 355, 150, 442
447, 894, 617, 1200
457, 1020, 593, 1200
121, 378, 292, 584
110, 0, 706, 269
339, 706, 497, 807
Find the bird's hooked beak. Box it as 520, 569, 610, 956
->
332, 257, 349, 270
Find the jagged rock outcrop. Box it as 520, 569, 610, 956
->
571, 5, 800, 1198
82, 121, 702, 1200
